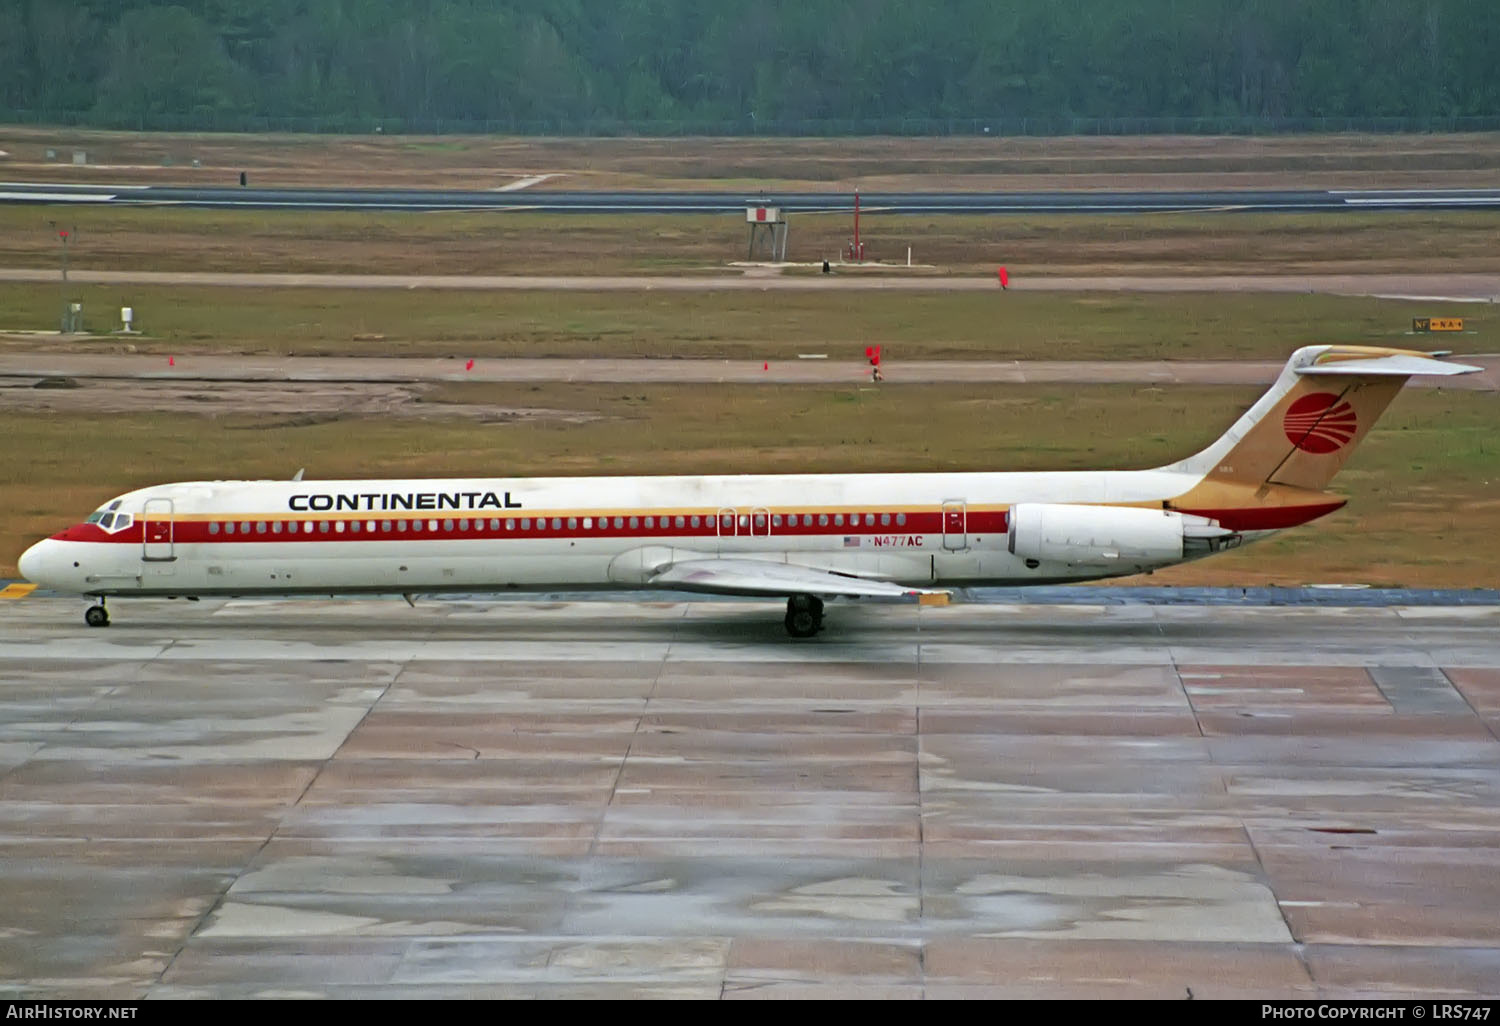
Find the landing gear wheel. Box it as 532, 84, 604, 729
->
784, 594, 824, 639
84, 604, 110, 628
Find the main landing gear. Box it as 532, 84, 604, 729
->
784, 594, 824, 639
84, 599, 109, 628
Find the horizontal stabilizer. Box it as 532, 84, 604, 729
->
648, 558, 943, 600
1296, 354, 1480, 377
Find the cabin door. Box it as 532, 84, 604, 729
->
941, 499, 968, 551
141, 498, 176, 562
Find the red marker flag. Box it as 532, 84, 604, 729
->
167, 356, 174, 367
998, 266, 1009, 289
465, 359, 474, 371
763, 362, 768, 371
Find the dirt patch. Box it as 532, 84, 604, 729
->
0, 378, 604, 424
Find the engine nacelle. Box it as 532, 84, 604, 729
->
1007, 503, 1231, 566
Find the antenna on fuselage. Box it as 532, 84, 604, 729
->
292, 468, 305, 481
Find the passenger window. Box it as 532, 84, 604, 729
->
443, 519, 454, 532
896, 513, 907, 526
505, 519, 515, 531
629, 517, 639, 529
458, 518, 469, 531
834, 514, 844, 527
613, 516, 624, 529
209, 522, 220, 535
690, 515, 700, 528
881, 513, 891, 526
644, 517, 654, 529
319, 522, 330, 534
397, 520, 407, 532
489, 518, 500, 531
771, 515, 781, 527
225, 522, 236, 535
865, 514, 874, 526
413, 520, 424, 532
380, 521, 390, 533
428, 520, 439, 532
536, 518, 546, 531
568, 517, 578, 530
754, 514, 766, 529
818, 514, 829, 527
335, 521, 345, 533
521, 518, 531, 530
675, 515, 685, 529
256, 522, 267, 534
583, 518, 592, 529
272, 521, 283, 534
551, 518, 562, 530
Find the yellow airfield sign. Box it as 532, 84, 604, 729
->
1413, 317, 1465, 332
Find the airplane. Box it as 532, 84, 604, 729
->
16, 344, 1478, 637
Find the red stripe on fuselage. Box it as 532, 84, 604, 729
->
54, 510, 1011, 544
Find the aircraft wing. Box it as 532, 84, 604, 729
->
646, 558, 944, 600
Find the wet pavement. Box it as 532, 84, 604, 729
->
0, 596, 1497, 998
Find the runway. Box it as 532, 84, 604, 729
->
1, 595, 1497, 997
4, 181, 1500, 213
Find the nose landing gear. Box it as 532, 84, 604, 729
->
84, 600, 109, 628
784, 594, 824, 638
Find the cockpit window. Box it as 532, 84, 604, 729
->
87, 505, 133, 532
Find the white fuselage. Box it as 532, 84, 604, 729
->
18, 466, 1243, 598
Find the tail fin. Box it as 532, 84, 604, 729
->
1163, 345, 1478, 492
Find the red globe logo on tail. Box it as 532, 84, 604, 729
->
1283, 392, 1357, 454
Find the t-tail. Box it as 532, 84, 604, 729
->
1161, 345, 1479, 528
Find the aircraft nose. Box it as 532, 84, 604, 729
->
18, 539, 58, 586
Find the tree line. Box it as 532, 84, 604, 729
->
1, 1, 1496, 131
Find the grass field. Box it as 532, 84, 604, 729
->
4, 382, 1495, 587
1, 286, 1486, 362
3, 205, 1498, 277
5, 127, 1499, 192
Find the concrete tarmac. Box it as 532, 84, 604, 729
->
2, 353, 1497, 391
1, 596, 1498, 998
2, 268, 1499, 299
2, 182, 1498, 214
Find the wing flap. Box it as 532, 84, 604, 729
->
647, 558, 942, 599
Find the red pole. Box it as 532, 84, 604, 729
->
854, 189, 861, 261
